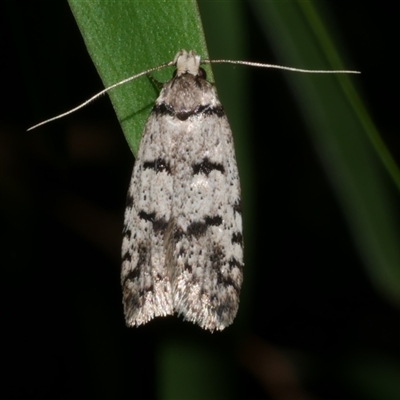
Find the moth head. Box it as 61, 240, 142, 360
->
174, 49, 201, 77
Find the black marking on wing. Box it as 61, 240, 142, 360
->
184, 262, 192, 273
124, 266, 140, 284
143, 158, 171, 174
173, 228, 184, 242
210, 246, 224, 267
152, 102, 174, 117
229, 257, 243, 272
218, 274, 239, 293
210, 247, 240, 293
233, 199, 242, 215
153, 217, 168, 234
195, 104, 225, 117
231, 232, 243, 246
126, 194, 133, 208
123, 228, 132, 240
122, 244, 148, 285
204, 215, 223, 226
138, 210, 155, 222
187, 215, 222, 238
123, 244, 153, 307
187, 221, 208, 238
193, 157, 225, 176
122, 252, 131, 263
153, 102, 224, 121
138, 211, 168, 235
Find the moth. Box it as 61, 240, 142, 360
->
28, 49, 359, 331
121, 50, 243, 331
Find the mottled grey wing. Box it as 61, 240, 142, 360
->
121, 114, 175, 326
166, 113, 243, 331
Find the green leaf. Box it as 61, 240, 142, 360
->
68, 0, 210, 156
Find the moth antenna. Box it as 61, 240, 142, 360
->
28, 56, 360, 132
27, 60, 175, 131
203, 59, 360, 74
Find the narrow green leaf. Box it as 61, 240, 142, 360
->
68, 0, 210, 156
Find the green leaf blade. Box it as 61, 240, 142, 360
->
68, 0, 209, 155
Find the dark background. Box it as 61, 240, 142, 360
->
1, 2, 399, 399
